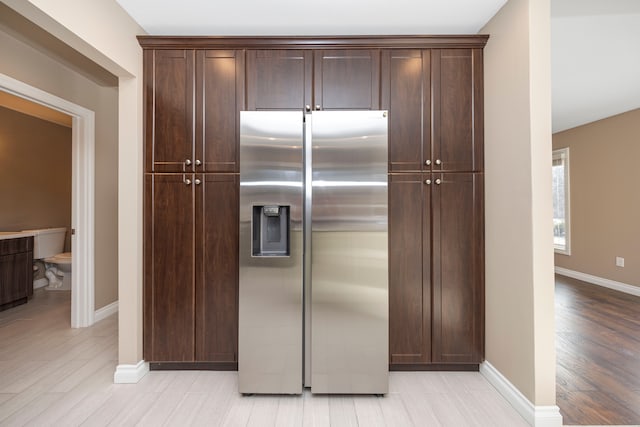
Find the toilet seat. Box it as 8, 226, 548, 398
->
44, 252, 72, 265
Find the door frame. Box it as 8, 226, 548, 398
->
0, 72, 95, 328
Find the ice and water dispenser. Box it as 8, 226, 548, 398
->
252, 205, 290, 256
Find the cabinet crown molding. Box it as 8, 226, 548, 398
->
137, 35, 489, 49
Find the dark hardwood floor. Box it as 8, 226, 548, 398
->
555, 274, 640, 425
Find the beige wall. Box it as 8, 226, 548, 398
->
553, 109, 640, 286
0, 106, 72, 250
2, 0, 146, 365
482, 0, 557, 407
0, 27, 119, 310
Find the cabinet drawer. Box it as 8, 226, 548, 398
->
0, 237, 33, 255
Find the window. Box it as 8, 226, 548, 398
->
552, 148, 570, 254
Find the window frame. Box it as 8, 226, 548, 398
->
552, 147, 571, 255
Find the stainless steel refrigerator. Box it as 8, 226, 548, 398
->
238, 110, 388, 394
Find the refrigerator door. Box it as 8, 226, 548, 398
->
309, 110, 389, 394
239, 111, 303, 394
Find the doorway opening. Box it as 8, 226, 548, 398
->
0, 72, 95, 328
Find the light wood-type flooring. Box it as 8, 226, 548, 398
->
0, 290, 531, 426
556, 274, 640, 426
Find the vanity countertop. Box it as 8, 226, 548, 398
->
0, 231, 35, 241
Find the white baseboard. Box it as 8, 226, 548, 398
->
113, 360, 149, 384
480, 361, 562, 427
555, 267, 640, 297
94, 300, 119, 322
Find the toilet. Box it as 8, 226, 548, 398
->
23, 228, 72, 291
44, 252, 72, 290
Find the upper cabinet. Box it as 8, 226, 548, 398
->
246, 50, 312, 110
313, 50, 380, 110
382, 49, 431, 173
196, 50, 245, 173
382, 48, 483, 173
432, 49, 484, 172
145, 49, 194, 173
145, 49, 245, 173
246, 49, 380, 111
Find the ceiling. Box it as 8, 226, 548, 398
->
116, 0, 639, 133
551, 0, 640, 132
0, 91, 72, 128
114, 0, 508, 35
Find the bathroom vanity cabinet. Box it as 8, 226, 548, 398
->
0, 236, 34, 311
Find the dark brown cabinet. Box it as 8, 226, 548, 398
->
195, 174, 238, 362
144, 47, 243, 365
145, 49, 244, 173
313, 50, 380, 110
144, 174, 195, 361
144, 50, 194, 173
383, 45, 484, 368
0, 237, 34, 311
247, 49, 380, 111
144, 173, 238, 365
196, 50, 245, 173
382, 48, 483, 173
431, 172, 483, 363
246, 50, 312, 110
389, 173, 483, 367
139, 36, 487, 371
389, 173, 431, 364
432, 49, 484, 173
382, 50, 431, 173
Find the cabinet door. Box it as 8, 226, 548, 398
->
16, 251, 32, 299
432, 49, 483, 172
314, 50, 380, 110
145, 50, 195, 173
246, 50, 312, 110
382, 50, 430, 172
196, 50, 245, 173
144, 174, 196, 361
0, 252, 31, 307
389, 173, 431, 365
432, 173, 483, 363
195, 174, 239, 364
0, 254, 17, 305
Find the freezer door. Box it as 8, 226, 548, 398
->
239, 111, 303, 394
310, 110, 389, 394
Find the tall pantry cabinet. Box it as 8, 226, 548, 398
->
140, 36, 487, 370
383, 48, 484, 367
144, 48, 243, 366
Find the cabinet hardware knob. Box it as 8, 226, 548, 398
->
425, 160, 431, 166
194, 179, 201, 185
435, 159, 442, 165
305, 105, 311, 112
435, 178, 442, 185
184, 178, 191, 185
315, 104, 321, 111
185, 159, 192, 166
195, 159, 202, 166
425, 179, 432, 185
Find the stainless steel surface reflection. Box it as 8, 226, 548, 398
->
239, 110, 388, 395
239, 111, 303, 394
309, 111, 388, 394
